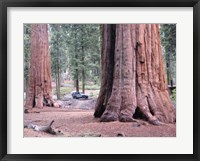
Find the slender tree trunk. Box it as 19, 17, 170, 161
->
25, 81, 29, 100
166, 50, 173, 89
56, 33, 61, 99
82, 68, 85, 94
24, 79, 26, 92
168, 50, 173, 87
81, 28, 85, 94
55, 73, 58, 98
75, 69, 79, 92
94, 24, 176, 124
25, 24, 59, 109
56, 67, 61, 100
57, 55, 61, 99
166, 58, 170, 86
74, 29, 79, 92
57, 71, 60, 99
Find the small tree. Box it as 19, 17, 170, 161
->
50, 24, 67, 99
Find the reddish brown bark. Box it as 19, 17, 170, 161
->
94, 24, 176, 124
94, 24, 115, 118
25, 24, 59, 109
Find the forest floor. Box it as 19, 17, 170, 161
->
24, 98, 176, 137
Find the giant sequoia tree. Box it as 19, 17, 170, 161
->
94, 24, 176, 125
25, 24, 59, 109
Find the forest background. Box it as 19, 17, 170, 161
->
24, 24, 176, 103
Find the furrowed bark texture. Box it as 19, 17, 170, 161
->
25, 24, 58, 109
94, 24, 115, 118
94, 24, 176, 124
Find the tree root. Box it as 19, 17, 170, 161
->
100, 112, 118, 122
119, 114, 138, 122
24, 109, 40, 114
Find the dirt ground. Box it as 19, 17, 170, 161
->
24, 103, 176, 137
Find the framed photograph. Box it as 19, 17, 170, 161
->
0, 0, 199, 160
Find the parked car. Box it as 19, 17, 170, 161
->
71, 91, 88, 99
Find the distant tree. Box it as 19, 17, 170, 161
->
94, 24, 176, 124
24, 24, 31, 95
65, 24, 101, 93
80, 26, 85, 93
25, 24, 59, 109
63, 24, 80, 92
79, 24, 101, 93
160, 24, 176, 86
50, 24, 67, 99
85, 25, 101, 86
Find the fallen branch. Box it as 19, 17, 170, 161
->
24, 120, 61, 135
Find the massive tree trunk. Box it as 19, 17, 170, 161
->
94, 24, 176, 124
25, 24, 59, 109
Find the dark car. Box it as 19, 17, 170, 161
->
71, 91, 88, 99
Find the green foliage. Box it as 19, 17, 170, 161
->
24, 24, 31, 91
49, 24, 68, 77
171, 89, 176, 102
60, 87, 73, 96
85, 84, 100, 90
88, 90, 100, 98
63, 24, 101, 83
160, 24, 176, 56
49, 24, 69, 99
160, 24, 176, 85
52, 86, 73, 97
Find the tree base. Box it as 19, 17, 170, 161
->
94, 24, 176, 125
25, 94, 60, 110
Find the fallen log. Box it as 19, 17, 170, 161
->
24, 120, 62, 135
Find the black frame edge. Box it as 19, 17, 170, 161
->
194, 1, 200, 160
1, 1, 7, 161
0, 0, 3, 160
0, 0, 199, 7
